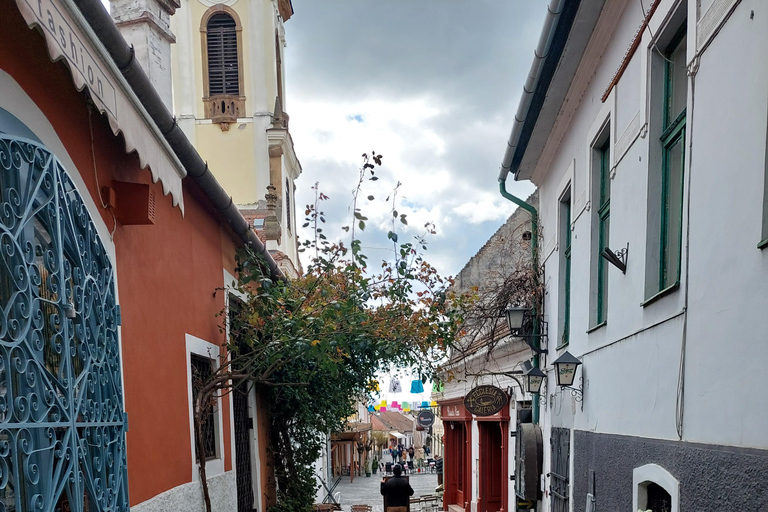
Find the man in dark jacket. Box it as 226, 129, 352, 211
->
434, 455, 443, 486
380, 464, 414, 512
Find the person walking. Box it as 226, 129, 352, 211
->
380, 464, 414, 512
434, 455, 443, 486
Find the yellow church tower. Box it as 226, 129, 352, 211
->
142, 0, 301, 276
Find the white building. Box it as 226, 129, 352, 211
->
499, 0, 768, 510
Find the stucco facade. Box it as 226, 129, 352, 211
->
500, 0, 768, 510
1, 0, 278, 509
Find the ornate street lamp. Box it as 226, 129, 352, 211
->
552, 351, 581, 387
504, 305, 527, 333
524, 366, 546, 394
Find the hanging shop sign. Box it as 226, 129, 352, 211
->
463, 385, 508, 417
417, 410, 435, 428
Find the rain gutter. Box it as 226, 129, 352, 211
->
498, 0, 579, 183
72, 0, 283, 281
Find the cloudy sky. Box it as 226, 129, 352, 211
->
284, 1, 547, 280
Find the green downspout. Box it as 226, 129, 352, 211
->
499, 180, 540, 424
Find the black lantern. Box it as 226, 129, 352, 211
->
504, 305, 528, 333
552, 351, 581, 387
524, 366, 546, 394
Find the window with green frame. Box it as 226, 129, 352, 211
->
559, 190, 572, 347
596, 140, 610, 325
761, 96, 768, 249
658, 28, 687, 290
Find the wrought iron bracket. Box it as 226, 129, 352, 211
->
601, 242, 629, 274
561, 378, 584, 411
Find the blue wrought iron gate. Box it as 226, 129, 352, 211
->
0, 135, 129, 511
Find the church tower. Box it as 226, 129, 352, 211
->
112, 0, 302, 277
173, 0, 300, 276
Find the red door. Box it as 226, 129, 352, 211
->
479, 423, 503, 512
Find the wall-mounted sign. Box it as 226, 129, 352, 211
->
463, 385, 508, 417
417, 410, 435, 428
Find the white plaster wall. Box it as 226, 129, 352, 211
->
131, 471, 237, 512
532, 0, 768, 449
680, 0, 768, 449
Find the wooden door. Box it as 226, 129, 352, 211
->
479, 423, 503, 512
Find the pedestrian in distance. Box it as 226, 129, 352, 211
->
380, 464, 414, 512
434, 455, 443, 486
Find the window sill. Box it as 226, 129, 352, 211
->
758, 239, 768, 250
556, 341, 570, 350
641, 282, 680, 307
586, 321, 606, 334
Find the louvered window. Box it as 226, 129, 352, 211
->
207, 13, 239, 96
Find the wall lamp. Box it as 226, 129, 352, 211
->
504, 305, 547, 354
552, 351, 584, 409
524, 366, 546, 394
601, 242, 629, 274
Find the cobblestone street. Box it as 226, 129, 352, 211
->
329, 455, 440, 512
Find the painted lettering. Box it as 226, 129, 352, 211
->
47, 9, 55, 33
97, 78, 103, 98
87, 65, 94, 85
37, 0, 42, 17
69, 32, 77, 62
59, 26, 66, 48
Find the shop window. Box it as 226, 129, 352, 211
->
191, 354, 218, 461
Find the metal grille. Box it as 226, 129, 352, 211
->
646, 483, 672, 512
207, 13, 239, 96
549, 427, 570, 512
0, 135, 129, 511
232, 382, 254, 512
191, 355, 217, 460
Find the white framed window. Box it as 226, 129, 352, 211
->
186, 333, 225, 480
633, 463, 679, 512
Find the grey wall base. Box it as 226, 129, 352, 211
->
572, 430, 768, 511
131, 470, 237, 512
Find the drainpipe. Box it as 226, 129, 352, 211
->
499, 180, 540, 424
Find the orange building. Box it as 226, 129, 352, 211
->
0, 0, 279, 510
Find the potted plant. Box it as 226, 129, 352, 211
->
364, 458, 372, 477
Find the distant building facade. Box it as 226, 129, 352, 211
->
438, 192, 538, 512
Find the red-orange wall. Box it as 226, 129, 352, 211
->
1, 3, 237, 505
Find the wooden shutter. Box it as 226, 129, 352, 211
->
207, 13, 239, 96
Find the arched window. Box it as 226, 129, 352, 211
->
207, 13, 238, 96
201, 6, 244, 124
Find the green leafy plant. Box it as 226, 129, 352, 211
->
192, 153, 468, 512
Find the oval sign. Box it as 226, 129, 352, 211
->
463, 385, 508, 417
417, 410, 435, 428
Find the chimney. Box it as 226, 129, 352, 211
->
110, 0, 179, 109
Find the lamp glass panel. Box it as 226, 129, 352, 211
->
505, 307, 526, 331
527, 374, 543, 394
556, 362, 578, 386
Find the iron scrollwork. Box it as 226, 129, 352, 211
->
0, 135, 129, 511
